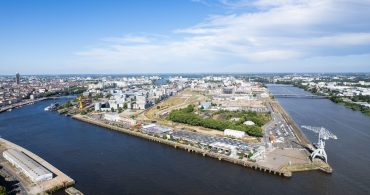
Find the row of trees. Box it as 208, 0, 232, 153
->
330, 96, 370, 115
351, 95, 370, 103
168, 105, 263, 137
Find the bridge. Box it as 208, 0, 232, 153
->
273, 94, 327, 99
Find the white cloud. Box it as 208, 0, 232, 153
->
101, 35, 151, 44
76, 0, 370, 72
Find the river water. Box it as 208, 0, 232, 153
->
0, 85, 369, 194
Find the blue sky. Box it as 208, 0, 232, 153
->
1, 0, 370, 74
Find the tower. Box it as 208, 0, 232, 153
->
16, 72, 20, 85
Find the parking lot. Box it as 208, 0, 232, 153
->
171, 130, 260, 154
263, 104, 301, 149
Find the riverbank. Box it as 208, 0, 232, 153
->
72, 113, 334, 177
0, 138, 76, 194
0, 97, 49, 113
0, 95, 78, 114
278, 82, 370, 116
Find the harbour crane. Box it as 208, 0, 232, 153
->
301, 125, 338, 163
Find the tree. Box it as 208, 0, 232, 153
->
123, 103, 128, 109
168, 107, 263, 137
118, 107, 123, 113
63, 101, 71, 108
111, 107, 115, 112
0, 186, 6, 195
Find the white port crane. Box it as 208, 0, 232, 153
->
301, 125, 338, 163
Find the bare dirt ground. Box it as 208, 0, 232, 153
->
137, 88, 207, 122
257, 148, 310, 170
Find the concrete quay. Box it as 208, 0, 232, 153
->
267, 100, 333, 174
72, 114, 292, 178
0, 138, 75, 194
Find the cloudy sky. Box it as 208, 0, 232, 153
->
1, 0, 370, 74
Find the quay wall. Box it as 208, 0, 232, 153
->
72, 115, 292, 177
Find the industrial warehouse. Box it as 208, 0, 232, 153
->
3, 149, 53, 182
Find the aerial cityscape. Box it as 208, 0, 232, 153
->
1, 1, 370, 195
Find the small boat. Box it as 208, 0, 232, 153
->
7, 109, 12, 112
44, 103, 59, 111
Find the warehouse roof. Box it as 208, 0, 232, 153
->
3, 149, 52, 180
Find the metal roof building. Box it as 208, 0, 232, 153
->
224, 129, 246, 138
3, 149, 53, 182
142, 124, 172, 134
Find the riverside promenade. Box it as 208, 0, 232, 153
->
0, 138, 76, 194
73, 114, 293, 177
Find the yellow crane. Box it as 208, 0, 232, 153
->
77, 96, 90, 110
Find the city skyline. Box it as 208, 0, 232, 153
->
1, 0, 370, 74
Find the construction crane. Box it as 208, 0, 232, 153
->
301, 125, 338, 163
77, 96, 91, 110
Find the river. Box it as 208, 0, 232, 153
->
0, 85, 369, 194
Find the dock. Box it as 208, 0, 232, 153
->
0, 138, 76, 194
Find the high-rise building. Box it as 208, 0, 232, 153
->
16, 72, 20, 85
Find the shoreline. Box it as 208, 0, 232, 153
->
0, 95, 76, 114
73, 114, 322, 178
0, 97, 51, 113
276, 82, 370, 116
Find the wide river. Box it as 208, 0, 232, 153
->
0, 85, 369, 194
